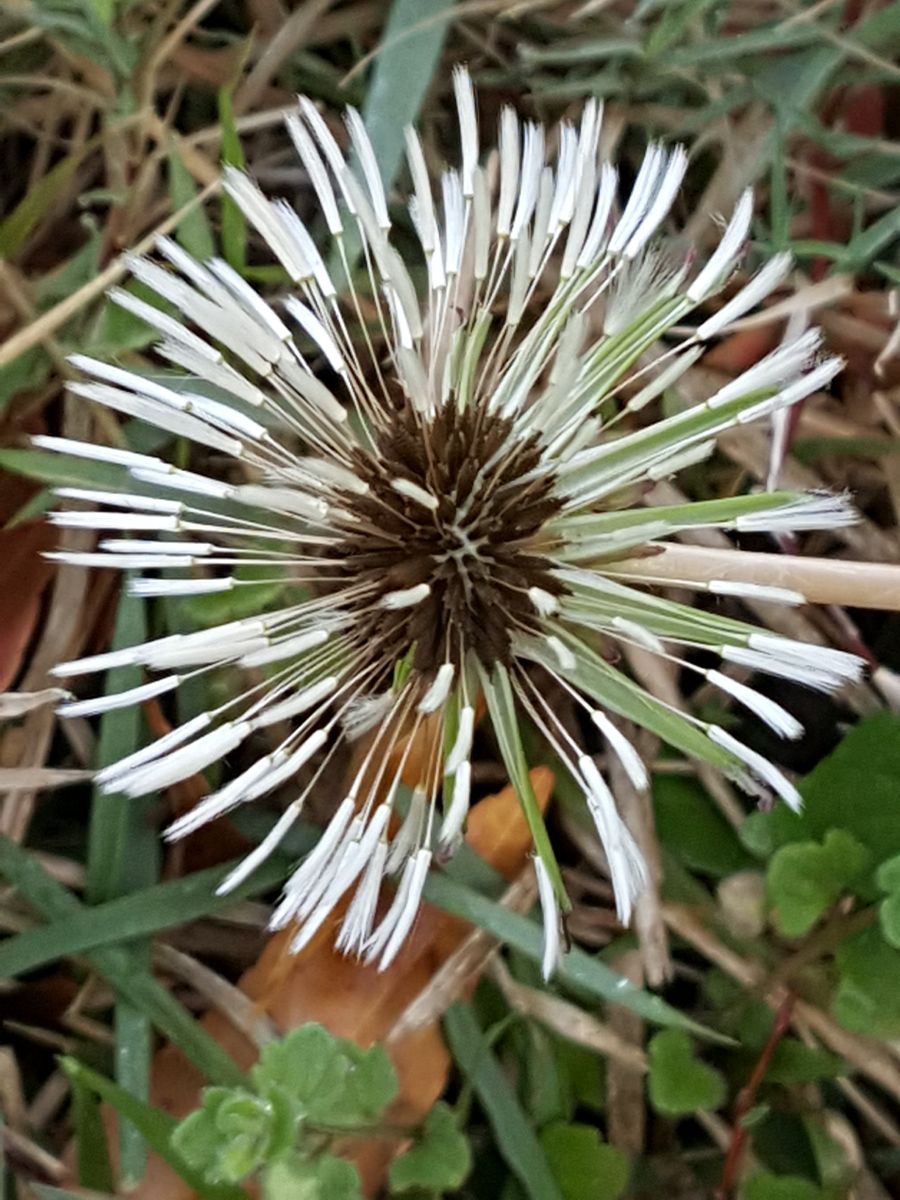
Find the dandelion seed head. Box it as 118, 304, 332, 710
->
47, 68, 866, 976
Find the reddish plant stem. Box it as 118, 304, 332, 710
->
715, 992, 797, 1198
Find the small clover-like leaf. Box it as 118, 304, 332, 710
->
876, 853, 900, 893
388, 1103, 471, 1194
253, 1025, 397, 1129
253, 1024, 346, 1122
262, 1152, 363, 1200
540, 1121, 630, 1200
876, 853, 900, 949
339, 1042, 399, 1125
647, 1030, 726, 1116
879, 890, 900, 949
173, 1086, 292, 1185
764, 1040, 845, 1085
741, 1171, 828, 1200
767, 828, 869, 938
171, 1089, 232, 1178
833, 926, 900, 1037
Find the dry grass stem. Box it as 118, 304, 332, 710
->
611, 545, 900, 611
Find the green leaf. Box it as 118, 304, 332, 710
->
540, 1122, 629, 1200
647, 1030, 727, 1116
334, 0, 453, 269
793, 435, 900, 463
653, 776, 752, 878
218, 84, 247, 270
834, 205, 900, 271
70, 1069, 115, 1192
388, 1102, 471, 1193
86, 589, 158, 901
480, 662, 568, 905
262, 1153, 362, 1200
0, 448, 130, 492
0, 345, 52, 411
173, 1088, 295, 1184
741, 1173, 827, 1200
87, 0, 115, 24
879, 890, 900, 949
833, 926, 900, 1037
876, 854, 900, 948
764, 1041, 845, 1085
0, 140, 94, 256
253, 1025, 344, 1119
876, 853, 900, 893
746, 715, 900, 866
767, 829, 870, 938
444, 1002, 565, 1200
339, 1041, 399, 1124
253, 1025, 397, 1127
61, 1059, 246, 1200
533, 631, 736, 774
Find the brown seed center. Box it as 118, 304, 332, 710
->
324, 398, 565, 675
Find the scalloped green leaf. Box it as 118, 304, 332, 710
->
767, 829, 870, 938
647, 1030, 726, 1116
388, 1103, 471, 1194
540, 1122, 629, 1200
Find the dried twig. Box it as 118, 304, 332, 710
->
489, 958, 648, 1072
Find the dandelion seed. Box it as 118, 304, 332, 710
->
51, 69, 865, 975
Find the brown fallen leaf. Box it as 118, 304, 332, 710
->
0, 522, 56, 691
114, 768, 553, 1199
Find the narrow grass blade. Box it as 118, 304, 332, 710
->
362, 0, 454, 196
336, 0, 453, 268
70, 1071, 115, 1193
60, 1058, 247, 1200
444, 1002, 564, 1200
0, 855, 286, 978
0, 836, 244, 1086
168, 139, 216, 260
425, 872, 730, 1042
84, 589, 160, 1184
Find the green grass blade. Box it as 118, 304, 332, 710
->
424, 872, 729, 1042
218, 83, 247, 270
444, 1002, 565, 1200
335, 0, 454, 268
0, 448, 129, 492
84, 589, 160, 1183
86, 590, 158, 903
60, 1058, 248, 1200
168, 139, 216, 260
0, 836, 244, 1086
362, 0, 455, 196
480, 663, 568, 907
0, 856, 286, 978
70, 1071, 115, 1193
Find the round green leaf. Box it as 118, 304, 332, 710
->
540, 1122, 629, 1200
647, 1030, 726, 1116
388, 1103, 471, 1194
263, 1152, 362, 1200
767, 829, 869, 938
